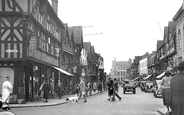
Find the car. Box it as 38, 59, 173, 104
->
152, 80, 162, 98
144, 81, 154, 92
123, 80, 137, 94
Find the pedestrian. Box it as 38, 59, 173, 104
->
107, 78, 114, 101
112, 78, 122, 101
93, 81, 97, 92
160, 70, 172, 114
78, 77, 87, 103
75, 83, 80, 97
88, 82, 92, 95
97, 80, 102, 93
1, 76, 13, 110
42, 80, 50, 102
170, 61, 184, 115
57, 80, 62, 99
39, 81, 44, 100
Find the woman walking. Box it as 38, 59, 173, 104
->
161, 70, 172, 114
43, 81, 50, 102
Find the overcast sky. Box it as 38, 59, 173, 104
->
51, 0, 183, 73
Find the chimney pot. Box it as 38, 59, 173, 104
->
51, 0, 58, 15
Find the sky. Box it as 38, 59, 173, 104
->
50, 0, 183, 73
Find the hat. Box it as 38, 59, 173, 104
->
176, 61, 184, 68
165, 70, 171, 75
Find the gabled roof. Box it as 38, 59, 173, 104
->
91, 46, 95, 54
133, 56, 142, 64
157, 40, 164, 50
164, 27, 168, 42
168, 21, 176, 35
140, 52, 150, 60
83, 42, 91, 52
69, 26, 83, 45
172, 5, 183, 21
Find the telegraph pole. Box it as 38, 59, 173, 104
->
158, 22, 163, 38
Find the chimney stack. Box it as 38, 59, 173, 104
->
51, 0, 58, 15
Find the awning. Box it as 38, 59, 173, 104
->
133, 77, 139, 81
53, 66, 74, 76
156, 71, 166, 78
144, 75, 152, 80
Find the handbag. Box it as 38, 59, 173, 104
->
157, 86, 163, 94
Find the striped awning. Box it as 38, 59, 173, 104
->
156, 71, 166, 79
53, 66, 74, 76
133, 77, 139, 81
144, 75, 152, 80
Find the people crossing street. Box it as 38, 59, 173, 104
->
112, 78, 122, 101
107, 78, 114, 101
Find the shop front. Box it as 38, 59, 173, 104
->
23, 60, 59, 102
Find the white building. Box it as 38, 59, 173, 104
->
80, 47, 88, 76
139, 57, 148, 75
110, 58, 131, 81
172, 3, 184, 65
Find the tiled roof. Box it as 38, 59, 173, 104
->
69, 26, 83, 44
157, 40, 164, 50
133, 56, 142, 63
83, 42, 91, 52
164, 27, 168, 41
91, 46, 95, 54
115, 61, 131, 66
168, 21, 176, 35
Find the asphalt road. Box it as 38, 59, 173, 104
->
11, 87, 165, 115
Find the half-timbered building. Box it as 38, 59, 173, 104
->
0, 0, 74, 102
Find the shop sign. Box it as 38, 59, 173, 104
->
29, 35, 37, 50
81, 72, 85, 77
5, 49, 18, 53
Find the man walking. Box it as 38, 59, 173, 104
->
79, 77, 87, 103
112, 78, 122, 101
170, 61, 184, 115
1, 76, 13, 109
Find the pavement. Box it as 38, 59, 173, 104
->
9, 90, 100, 108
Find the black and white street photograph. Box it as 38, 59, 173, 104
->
0, 0, 184, 115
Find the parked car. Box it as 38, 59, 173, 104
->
123, 80, 137, 94
144, 81, 154, 92
152, 80, 162, 98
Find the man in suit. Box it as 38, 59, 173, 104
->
170, 61, 184, 115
